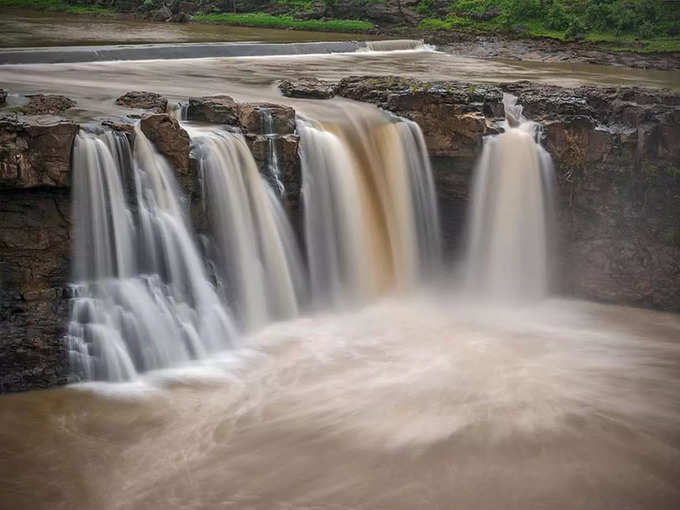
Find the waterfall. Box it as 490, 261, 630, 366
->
67, 128, 237, 382
262, 109, 285, 196
187, 125, 305, 330
298, 105, 442, 307
66, 102, 443, 382
464, 93, 555, 300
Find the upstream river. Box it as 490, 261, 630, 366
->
1, 10, 680, 510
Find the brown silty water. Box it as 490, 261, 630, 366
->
1, 298, 680, 509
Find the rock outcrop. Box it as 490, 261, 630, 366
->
0, 115, 76, 391
187, 95, 239, 124
14, 95, 76, 116
279, 78, 337, 99
116, 91, 168, 113
238, 103, 296, 135
140, 113, 191, 172
0, 116, 79, 188
1, 88, 8, 106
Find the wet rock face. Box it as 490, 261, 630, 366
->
279, 78, 337, 100
187, 95, 239, 124
139, 113, 191, 172
0, 117, 79, 189
245, 133, 301, 208
115, 91, 168, 113
239, 103, 296, 135
0, 188, 71, 392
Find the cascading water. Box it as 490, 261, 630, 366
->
187, 125, 304, 330
67, 102, 441, 381
464, 93, 555, 299
262, 109, 285, 196
298, 104, 442, 307
67, 128, 237, 382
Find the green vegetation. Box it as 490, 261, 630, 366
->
419, 0, 680, 51
193, 12, 374, 32
0, 0, 114, 14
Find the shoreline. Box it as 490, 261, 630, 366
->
1, 6, 679, 71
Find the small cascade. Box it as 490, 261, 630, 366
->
262, 109, 285, 196
170, 100, 188, 121
67, 128, 237, 382
187, 125, 304, 330
298, 104, 442, 307
464, 93, 555, 300
361, 39, 433, 52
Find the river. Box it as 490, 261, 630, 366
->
1, 11, 680, 510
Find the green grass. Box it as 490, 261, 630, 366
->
418, 15, 680, 53
193, 12, 375, 33
0, 0, 114, 15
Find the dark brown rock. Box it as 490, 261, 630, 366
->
0, 188, 71, 392
140, 113, 191, 171
101, 120, 136, 146
169, 12, 191, 23
336, 76, 503, 156
0, 116, 78, 189
245, 133, 301, 205
279, 78, 337, 100
13, 95, 76, 116
116, 91, 168, 113
239, 103, 295, 135
187, 95, 239, 125
152, 5, 172, 21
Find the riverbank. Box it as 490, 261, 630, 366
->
1, 2, 679, 70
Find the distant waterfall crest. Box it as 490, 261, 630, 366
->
298, 105, 442, 307
68, 129, 237, 382
464, 93, 555, 300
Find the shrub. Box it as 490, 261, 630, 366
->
416, 0, 435, 15
546, 4, 570, 31
564, 16, 586, 40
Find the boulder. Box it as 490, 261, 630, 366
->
115, 91, 168, 113
238, 103, 296, 135
152, 5, 172, 21
279, 78, 337, 99
169, 12, 191, 23
187, 95, 239, 125
0, 116, 78, 189
140, 113, 191, 173
0, 88, 6, 106
13, 95, 75, 116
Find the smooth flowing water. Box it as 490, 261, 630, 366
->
465, 94, 555, 299
188, 125, 304, 330
2, 297, 680, 509
299, 105, 441, 307
68, 128, 237, 381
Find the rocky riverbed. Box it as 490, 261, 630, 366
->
1, 77, 679, 392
